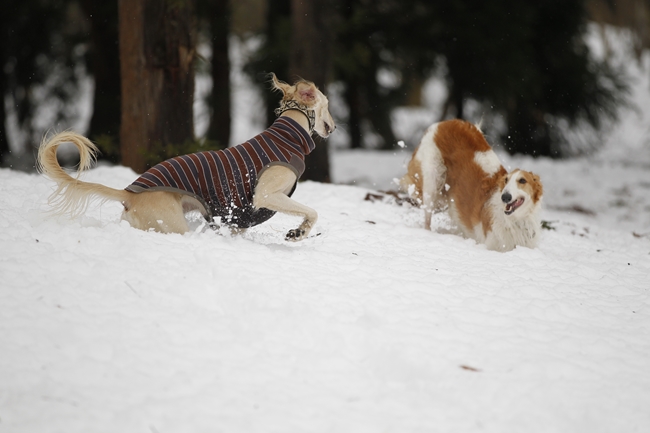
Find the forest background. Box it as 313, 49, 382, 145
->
0, 0, 648, 181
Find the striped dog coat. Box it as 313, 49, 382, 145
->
125, 117, 316, 228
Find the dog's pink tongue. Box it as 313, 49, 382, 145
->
505, 198, 524, 214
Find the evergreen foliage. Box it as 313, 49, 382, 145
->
0, 0, 631, 167
0, 0, 86, 166
244, 0, 626, 156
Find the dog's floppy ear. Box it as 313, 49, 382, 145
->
531, 173, 543, 202
296, 82, 317, 106
269, 73, 292, 97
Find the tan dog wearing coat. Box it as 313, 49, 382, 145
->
38, 74, 335, 241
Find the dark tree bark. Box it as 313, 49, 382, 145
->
205, 0, 231, 149
506, 99, 555, 157
0, 0, 69, 167
0, 73, 8, 165
344, 80, 363, 149
79, 0, 121, 162
289, 0, 335, 182
118, 0, 196, 174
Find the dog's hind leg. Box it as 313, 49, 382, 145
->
122, 191, 189, 234
253, 165, 317, 241
412, 126, 445, 230
404, 157, 435, 230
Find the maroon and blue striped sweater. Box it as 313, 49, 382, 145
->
125, 117, 316, 228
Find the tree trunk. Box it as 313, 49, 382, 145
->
79, 0, 121, 162
366, 71, 397, 150
206, 0, 231, 149
260, 0, 291, 127
0, 78, 8, 166
289, 0, 334, 183
118, 0, 196, 174
344, 78, 363, 149
505, 97, 555, 157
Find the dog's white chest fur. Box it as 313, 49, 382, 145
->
478, 193, 542, 252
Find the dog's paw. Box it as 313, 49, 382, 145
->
285, 228, 306, 241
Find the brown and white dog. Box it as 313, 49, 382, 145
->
400, 119, 543, 251
37, 74, 335, 241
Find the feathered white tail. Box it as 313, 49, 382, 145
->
37, 131, 130, 217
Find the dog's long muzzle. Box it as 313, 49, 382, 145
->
502, 192, 524, 215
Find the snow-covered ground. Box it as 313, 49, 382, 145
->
1, 27, 650, 433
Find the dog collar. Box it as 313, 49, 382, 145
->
274, 100, 316, 134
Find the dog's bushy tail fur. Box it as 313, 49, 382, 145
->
37, 131, 130, 217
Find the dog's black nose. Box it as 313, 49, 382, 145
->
501, 192, 512, 203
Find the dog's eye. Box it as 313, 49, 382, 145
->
505, 177, 509, 183
518, 178, 527, 184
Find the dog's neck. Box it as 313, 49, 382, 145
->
274, 100, 315, 134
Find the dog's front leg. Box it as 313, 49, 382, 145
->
422, 192, 434, 230
254, 166, 317, 241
